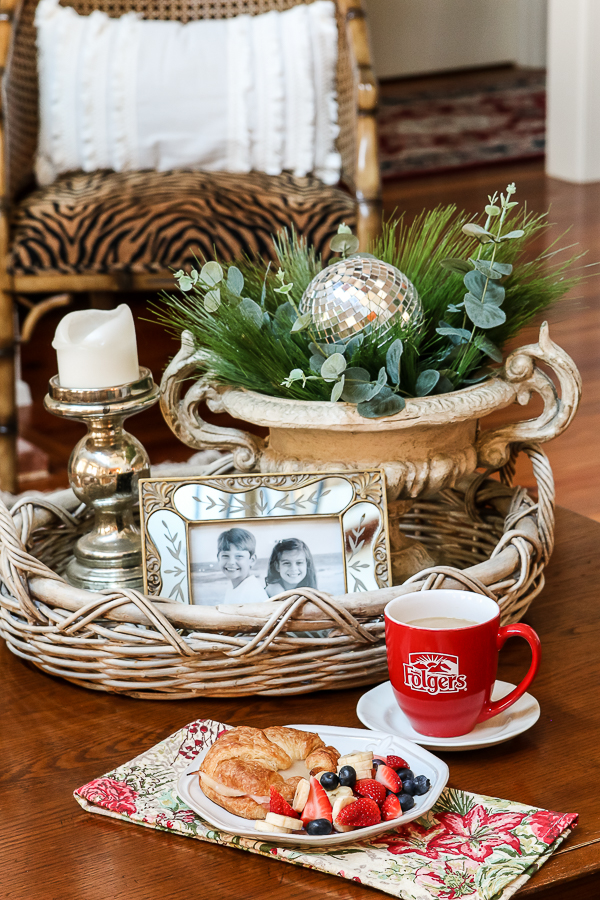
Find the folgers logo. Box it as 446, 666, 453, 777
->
403, 653, 467, 695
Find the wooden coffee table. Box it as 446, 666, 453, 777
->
2, 506, 599, 900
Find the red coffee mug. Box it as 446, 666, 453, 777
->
384, 590, 541, 738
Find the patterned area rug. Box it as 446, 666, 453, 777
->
378, 72, 546, 180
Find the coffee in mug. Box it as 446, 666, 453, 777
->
406, 617, 478, 629
384, 590, 541, 738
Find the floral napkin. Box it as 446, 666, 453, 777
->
74, 719, 576, 900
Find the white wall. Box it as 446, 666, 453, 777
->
546, 0, 600, 183
365, 0, 547, 80
516, 0, 548, 68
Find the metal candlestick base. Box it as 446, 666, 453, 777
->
44, 368, 159, 591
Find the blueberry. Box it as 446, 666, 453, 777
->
396, 767, 414, 782
338, 765, 357, 788
401, 778, 417, 796
413, 775, 431, 796
319, 771, 340, 791
306, 818, 333, 835
398, 792, 416, 813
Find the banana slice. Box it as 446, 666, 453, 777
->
339, 751, 373, 765
265, 812, 304, 831
339, 764, 373, 780
332, 795, 356, 833
329, 785, 355, 801
255, 820, 292, 834
292, 778, 310, 813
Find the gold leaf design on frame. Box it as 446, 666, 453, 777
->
145, 536, 162, 595
373, 527, 390, 588
143, 481, 177, 515
350, 471, 383, 504
198, 473, 318, 493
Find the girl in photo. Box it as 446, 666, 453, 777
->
265, 538, 317, 597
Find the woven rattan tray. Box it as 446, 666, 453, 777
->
0, 442, 553, 698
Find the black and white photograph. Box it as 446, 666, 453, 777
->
189, 516, 346, 606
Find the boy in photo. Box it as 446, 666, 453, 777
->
217, 528, 268, 604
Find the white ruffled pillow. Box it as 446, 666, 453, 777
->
34, 0, 341, 186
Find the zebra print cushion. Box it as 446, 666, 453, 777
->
9, 169, 357, 275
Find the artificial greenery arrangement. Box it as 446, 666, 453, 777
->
157, 184, 581, 419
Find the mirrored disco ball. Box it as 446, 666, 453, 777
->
300, 257, 422, 344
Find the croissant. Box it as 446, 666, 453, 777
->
199, 725, 340, 820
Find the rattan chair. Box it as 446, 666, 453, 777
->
0, 0, 382, 491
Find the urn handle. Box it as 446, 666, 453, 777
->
159, 330, 266, 472
476, 323, 582, 469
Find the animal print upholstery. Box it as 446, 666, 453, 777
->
9, 169, 357, 275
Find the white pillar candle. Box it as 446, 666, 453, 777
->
52, 304, 140, 389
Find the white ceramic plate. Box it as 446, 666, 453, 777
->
176, 724, 449, 847
356, 680, 540, 751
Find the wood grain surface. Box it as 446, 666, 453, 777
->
2, 506, 599, 899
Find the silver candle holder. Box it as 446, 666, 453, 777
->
44, 368, 159, 591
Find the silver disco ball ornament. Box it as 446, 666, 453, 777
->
300, 257, 422, 344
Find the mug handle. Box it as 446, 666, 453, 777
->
477, 624, 542, 722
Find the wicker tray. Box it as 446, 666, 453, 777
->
0, 443, 553, 699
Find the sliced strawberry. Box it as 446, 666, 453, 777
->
336, 797, 381, 827
354, 778, 386, 807
269, 786, 300, 818
375, 764, 402, 793
301, 775, 332, 825
381, 792, 403, 821
387, 755, 410, 770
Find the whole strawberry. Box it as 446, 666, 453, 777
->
354, 778, 386, 807
387, 755, 409, 770
336, 797, 381, 828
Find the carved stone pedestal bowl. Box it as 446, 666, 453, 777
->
160, 323, 581, 503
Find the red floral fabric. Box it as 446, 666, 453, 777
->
78, 777, 138, 816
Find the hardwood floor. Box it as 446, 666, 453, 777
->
18, 158, 600, 521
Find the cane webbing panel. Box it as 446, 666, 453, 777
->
4, 0, 356, 203
9, 168, 357, 274
4, 0, 40, 202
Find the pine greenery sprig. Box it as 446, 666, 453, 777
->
154, 185, 585, 418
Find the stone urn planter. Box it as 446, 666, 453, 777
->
160, 323, 581, 502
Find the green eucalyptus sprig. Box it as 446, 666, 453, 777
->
281, 334, 408, 417
174, 259, 267, 326
437, 183, 524, 365
329, 222, 359, 257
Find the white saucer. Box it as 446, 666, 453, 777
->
356, 681, 540, 751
